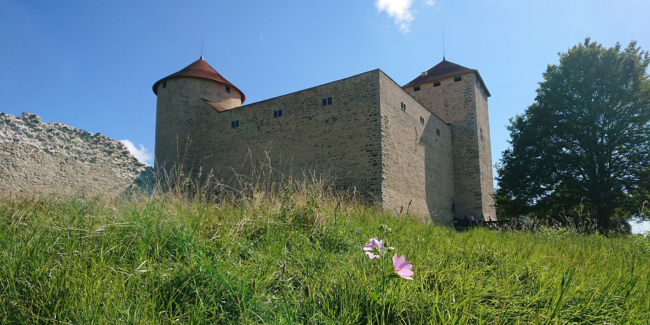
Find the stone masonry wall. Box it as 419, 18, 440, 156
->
0, 112, 146, 197
155, 70, 383, 196
379, 72, 455, 224
405, 72, 489, 220
155, 77, 243, 171
474, 82, 497, 220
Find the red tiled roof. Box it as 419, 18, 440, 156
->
152, 57, 246, 103
403, 59, 490, 97
202, 98, 226, 112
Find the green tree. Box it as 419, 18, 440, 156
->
496, 39, 650, 232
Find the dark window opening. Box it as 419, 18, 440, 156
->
414, 86, 420, 91
273, 109, 283, 118
433, 81, 441, 87
231, 120, 240, 128
436, 128, 440, 136
322, 97, 333, 106
328, 97, 332, 105
454, 76, 462, 82
480, 128, 484, 142
420, 117, 425, 125
162, 81, 167, 89
225, 86, 231, 94
401, 102, 406, 111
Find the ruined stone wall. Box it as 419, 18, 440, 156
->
0, 112, 146, 197
405, 72, 488, 220
379, 72, 455, 224
155, 70, 383, 196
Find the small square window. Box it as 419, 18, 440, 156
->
436, 128, 440, 136
414, 86, 420, 91
322, 98, 327, 106
162, 81, 167, 89
225, 86, 231, 94
420, 117, 425, 125
327, 97, 332, 105
231, 120, 240, 128
454, 76, 462, 82
274, 109, 283, 118
433, 81, 441, 87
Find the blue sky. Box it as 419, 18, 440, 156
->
1, 1, 649, 231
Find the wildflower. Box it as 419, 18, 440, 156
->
364, 237, 385, 259
392, 255, 414, 280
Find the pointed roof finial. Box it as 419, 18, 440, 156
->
200, 34, 204, 60
442, 29, 446, 61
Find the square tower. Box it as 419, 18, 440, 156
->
404, 59, 496, 221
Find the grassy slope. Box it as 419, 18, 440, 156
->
1, 187, 649, 324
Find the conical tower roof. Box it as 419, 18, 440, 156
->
404, 59, 490, 97
152, 57, 246, 103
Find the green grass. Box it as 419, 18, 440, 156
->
1, 183, 649, 324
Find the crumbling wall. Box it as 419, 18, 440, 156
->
0, 112, 146, 197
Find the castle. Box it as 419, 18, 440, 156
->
152, 56, 496, 224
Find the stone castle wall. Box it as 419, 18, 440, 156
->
405, 72, 495, 220
474, 82, 496, 220
155, 70, 384, 196
378, 72, 455, 224
0, 112, 146, 197
155, 77, 243, 172
155, 66, 492, 223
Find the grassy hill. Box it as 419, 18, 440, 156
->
1, 182, 649, 324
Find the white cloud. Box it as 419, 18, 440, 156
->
424, 0, 435, 6
120, 139, 153, 166
376, 0, 415, 33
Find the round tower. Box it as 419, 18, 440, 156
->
152, 56, 245, 172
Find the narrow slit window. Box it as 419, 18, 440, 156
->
162, 81, 167, 89
225, 86, 231, 94
414, 86, 420, 91
436, 128, 440, 136
433, 81, 441, 87
480, 128, 484, 142
454, 76, 462, 82
231, 120, 240, 128
420, 117, 425, 125
401, 102, 406, 111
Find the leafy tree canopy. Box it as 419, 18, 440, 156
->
496, 38, 650, 232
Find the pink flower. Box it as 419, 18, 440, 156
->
363, 237, 384, 259
392, 255, 414, 280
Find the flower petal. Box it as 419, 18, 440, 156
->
397, 266, 413, 279
366, 252, 380, 259
393, 255, 409, 270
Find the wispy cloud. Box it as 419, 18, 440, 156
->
259, 33, 265, 44
375, 0, 415, 33
424, 0, 435, 6
120, 140, 152, 166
